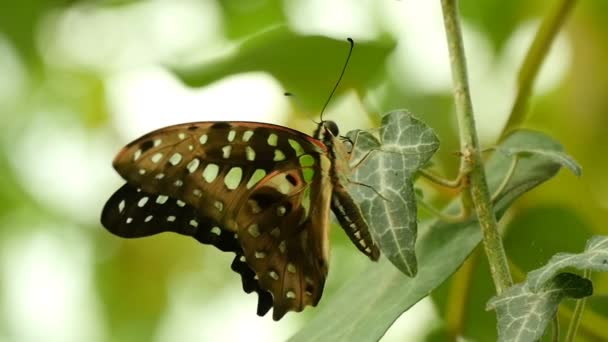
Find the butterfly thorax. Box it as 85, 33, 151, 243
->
315, 120, 381, 260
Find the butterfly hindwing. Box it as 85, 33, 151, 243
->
101, 182, 275, 316
235, 156, 333, 320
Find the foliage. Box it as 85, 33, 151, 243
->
1, 1, 607, 342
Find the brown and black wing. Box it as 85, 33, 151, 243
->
101, 182, 273, 315
102, 121, 332, 320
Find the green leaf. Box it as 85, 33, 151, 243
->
486, 273, 592, 342
497, 145, 582, 177
345, 111, 439, 276
172, 25, 396, 111
486, 236, 608, 341
289, 130, 565, 342
527, 236, 608, 291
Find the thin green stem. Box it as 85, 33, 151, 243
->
565, 269, 591, 342
551, 315, 560, 342
417, 198, 468, 223
491, 156, 519, 202
445, 248, 479, 341
500, 0, 578, 138
440, 0, 513, 294
419, 169, 462, 189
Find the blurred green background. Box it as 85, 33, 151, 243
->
0, 0, 606, 341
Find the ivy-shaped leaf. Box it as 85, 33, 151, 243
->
527, 236, 608, 291
345, 111, 439, 276
486, 273, 592, 342
487, 236, 608, 341
290, 130, 566, 342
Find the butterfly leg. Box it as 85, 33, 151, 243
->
347, 179, 390, 201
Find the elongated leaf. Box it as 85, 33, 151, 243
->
290, 129, 565, 342
346, 111, 439, 276
172, 25, 396, 111
486, 236, 608, 341
486, 273, 592, 342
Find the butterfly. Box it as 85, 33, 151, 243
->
101, 119, 381, 320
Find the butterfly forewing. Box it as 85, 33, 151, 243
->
104, 121, 332, 320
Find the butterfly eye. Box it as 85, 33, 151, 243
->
324, 121, 339, 136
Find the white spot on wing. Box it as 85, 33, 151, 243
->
227, 130, 236, 142
246, 169, 266, 189
137, 197, 149, 207
222, 145, 232, 159
186, 158, 200, 173
169, 153, 182, 165
267, 133, 278, 146
202, 163, 219, 183
273, 149, 286, 161
151, 152, 163, 163
248, 199, 261, 214
245, 146, 256, 161
248, 224, 260, 237
255, 251, 266, 259
242, 130, 254, 142
224, 167, 243, 190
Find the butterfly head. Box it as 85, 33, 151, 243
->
313, 120, 340, 145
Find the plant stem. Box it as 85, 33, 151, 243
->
445, 248, 479, 340
491, 156, 519, 202
551, 315, 560, 342
417, 198, 468, 223
565, 269, 590, 342
419, 169, 462, 188
500, 0, 578, 138
440, 0, 513, 294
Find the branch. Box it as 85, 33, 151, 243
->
440, 0, 513, 294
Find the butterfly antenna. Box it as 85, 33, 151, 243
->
319, 37, 354, 122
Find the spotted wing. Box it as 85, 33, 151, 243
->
101, 183, 273, 316
106, 121, 332, 320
